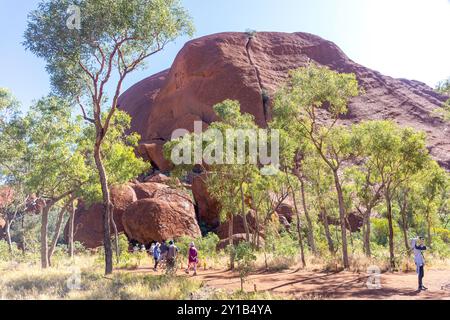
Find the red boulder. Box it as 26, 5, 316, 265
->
122, 188, 201, 243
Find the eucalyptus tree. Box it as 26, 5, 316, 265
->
410, 161, 449, 249
272, 65, 360, 268
356, 120, 429, 269
0, 89, 28, 254
305, 152, 337, 255
165, 100, 270, 269
76, 110, 149, 262
22, 97, 89, 268
24, 0, 194, 274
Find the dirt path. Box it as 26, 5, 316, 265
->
132, 263, 450, 300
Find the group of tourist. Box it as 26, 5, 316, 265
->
134, 240, 199, 276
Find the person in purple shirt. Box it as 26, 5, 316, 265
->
185, 242, 199, 276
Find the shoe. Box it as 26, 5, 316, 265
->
193, 272, 197, 276
421, 286, 428, 291
185, 269, 189, 274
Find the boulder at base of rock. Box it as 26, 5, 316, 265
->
0, 186, 14, 209
276, 203, 294, 223
0, 217, 6, 239
217, 234, 265, 250
122, 189, 201, 244
130, 182, 170, 200
216, 211, 263, 239
64, 184, 136, 248
319, 212, 363, 233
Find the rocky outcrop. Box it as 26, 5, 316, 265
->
216, 211, 261, 240
0, 217, 6, 239
119, 32, 449, 227
191, 173, 221, 228
119, 32, 449, 170
217, 233, 265, 250
0, 187, 13, 209
63, 184, 136, 249
64, 180, 201, 248
318, 212, 364, 233
122, 189, 201, 243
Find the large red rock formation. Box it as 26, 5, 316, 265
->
122, 188, 201, 243
119, 32, 450, 171
118, 32, 449, 228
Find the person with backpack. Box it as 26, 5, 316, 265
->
153, 242, 161, 271
160, 240, 169, 262
412, 236, 427, 291
166, 240, 179, 270
185, 242, 199, 276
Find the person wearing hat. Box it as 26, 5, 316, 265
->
413, 236, 427, 291
185, 242, 199, 276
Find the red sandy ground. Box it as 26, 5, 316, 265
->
132, 263, 450, 300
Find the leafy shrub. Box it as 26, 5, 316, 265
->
234, 241, 257, 291
177, 233, 220, 266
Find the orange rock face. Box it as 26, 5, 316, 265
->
63, 184, 136, 249
119, 32, 449, 230
122, 188, 201, 244
119, 32, 450, 171
0, 217, 6, 239
191, 173, 221, 228
64, 181, 201, 248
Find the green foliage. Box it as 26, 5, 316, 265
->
234, 241, 257, 291
78, 110, 149, 204
177, 233, 220, 262
435, 78, 450, 96
24, 0, 194, 99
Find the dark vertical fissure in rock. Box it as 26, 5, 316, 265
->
245, 36, 269, 125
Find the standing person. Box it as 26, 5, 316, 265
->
413, 236, 427, 291
149, 242, 156, 256
153, 242, 161, 271
185, 242, 199, 276
160, 240, 169, 262
167, 240, 179, 270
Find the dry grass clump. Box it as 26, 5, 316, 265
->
0, 255, 202, 300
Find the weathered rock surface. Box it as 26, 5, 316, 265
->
119, 32, 450, 171
216, 211, 261, 240
63, 181, 201, 248
0, 217, 6, 239
119, 32, 449, 228
217, 233, 265, 250
130, 181, 170, 200
191, 173, 221, 228
319, 212, 364, 233
63, 184, 136, 248
122, 189, 201, 244
0, 187, 13, 209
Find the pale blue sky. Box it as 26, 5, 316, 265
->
1, 0, 449, 109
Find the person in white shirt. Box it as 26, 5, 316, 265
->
412, 236, 427, 291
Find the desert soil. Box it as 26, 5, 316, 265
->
132, 263, 450, 300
